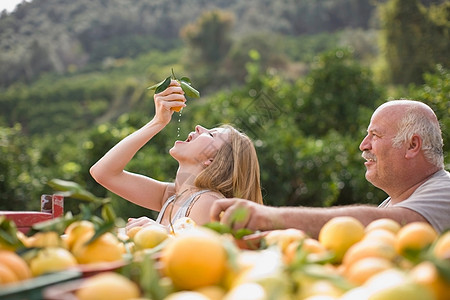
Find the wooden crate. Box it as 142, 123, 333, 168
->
0, 194, 64, 233
0, 270, 81, 300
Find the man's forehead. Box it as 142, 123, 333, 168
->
368, 108, 399, 134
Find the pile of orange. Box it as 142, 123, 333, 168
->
0, 250, 32, 285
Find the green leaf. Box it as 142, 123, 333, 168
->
48, 178, 83, 193
48, 179, 102, 203
180, 76, 191, 84
234, 228, 254, 239
0, 217, 24, 249
154, 76, 171, 94
147, 78, 168, 90
84, 220, 115, 246
180, 80, 200, 98
148, 70, 200, 99
301, 264, 354, 291
139, 251, 172, 300
203, 222, 231, 235
30, 212, 78, 235
101, 202, 116, 223
229, 207, 249, 224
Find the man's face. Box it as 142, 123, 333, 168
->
359, 106, 406, 191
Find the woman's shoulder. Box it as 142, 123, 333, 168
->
194, 189, 224, 200
185, 190, 224, 225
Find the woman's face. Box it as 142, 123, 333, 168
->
170, 125, 230, 165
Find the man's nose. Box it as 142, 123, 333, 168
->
359, 135, 370, 151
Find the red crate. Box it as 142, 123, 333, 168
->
0, 194, 64, 233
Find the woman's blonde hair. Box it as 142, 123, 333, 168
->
194, 124, 263, 204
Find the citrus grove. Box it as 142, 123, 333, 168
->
0, 214, 449, 299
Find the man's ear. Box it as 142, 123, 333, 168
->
405, 134, 422, 158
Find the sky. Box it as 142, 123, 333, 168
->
1, 0, 32, 13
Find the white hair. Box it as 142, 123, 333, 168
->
392, 104, 444, 169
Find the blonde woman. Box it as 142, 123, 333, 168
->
90, 80, 262, 231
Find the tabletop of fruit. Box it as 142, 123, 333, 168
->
0, 211, 449, 300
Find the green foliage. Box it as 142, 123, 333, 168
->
296, 49, 384, 137
282, 32, 342, 63
378, 0, 450, 85
0, 0, 378, 88
406, 65, 450, 168
1, 0, 448, 220
224, 33, 289, 84
0, 125, 38, 210
181, 10, 234, 65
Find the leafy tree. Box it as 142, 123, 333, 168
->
180, 9, 236, 92
224, 33, 288, 83
296, 48, 384, 137
406, 65, 450, 167
181, 10, 234, 66
379, 0, 450, 85
0, 125, 38, 210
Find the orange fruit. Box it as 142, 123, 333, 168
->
165, 291, 210, 300
342, 240, 396, 268
65, 220, 95, 250
284, 238, 329, 265
344, 257, 393, 286
172, 106, 183, 112
28, 231, 64, 248
365, 218, 401, 234
0, 264, 19, 284
363, 268, 408, 294
126, 226, 142, 239
75, 271, 140, 300
340, 286, 371, 300
409, 261, 450, 300
195, 285, 227, 300
16, 231, 33, 248
224, 282, 267, 300
133, 225, 168, 250
72, 232, 124, 264
161, 227, 227, 290
395, 222, 438, 255
0, 250, 31, 281
29, 247, 77, 277
298, 279, 344, 299
265, 228, 307, 252
432, 231, 450, 260
369, 282, 434, 300
363, 229, 396, 247
318, 216, 365, 263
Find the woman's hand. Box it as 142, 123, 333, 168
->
126, 216, 166, 233
153, 80, 186, 125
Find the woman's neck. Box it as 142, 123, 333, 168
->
174, 165, 203, 193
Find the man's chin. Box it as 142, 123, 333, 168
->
365, 172, 376, 184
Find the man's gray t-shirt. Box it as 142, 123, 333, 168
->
378, 169, 450, 233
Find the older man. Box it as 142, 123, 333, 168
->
210, 100, 450, 237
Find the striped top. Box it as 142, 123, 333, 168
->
155, 189, 211, 224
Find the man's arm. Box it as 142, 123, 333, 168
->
274, 205, 427, 238
210, 199, 428, 238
